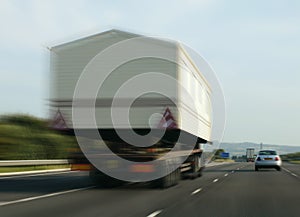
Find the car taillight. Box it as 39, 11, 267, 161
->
275, 157, 280, 161
257, 157, 261, 161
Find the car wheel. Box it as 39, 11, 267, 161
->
255, 166, 258, 171
276, 166, 281, 171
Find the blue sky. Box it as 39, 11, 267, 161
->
0, 0, 299, 146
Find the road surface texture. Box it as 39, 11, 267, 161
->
1, 162, 300, 217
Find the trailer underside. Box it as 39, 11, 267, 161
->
63, 128, 207, 188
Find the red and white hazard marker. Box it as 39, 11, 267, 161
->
158, 107, 178, 129
51, 109, 68, 130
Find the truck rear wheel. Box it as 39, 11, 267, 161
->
150, 168, 180, 188
89, 169, 124, 188
198, 167, 204, 177
191, 154, 203, 178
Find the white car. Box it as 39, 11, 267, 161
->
255, 150, 282, 171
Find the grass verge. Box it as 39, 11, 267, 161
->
289, 160, 300, 164
213, 159, 235, 163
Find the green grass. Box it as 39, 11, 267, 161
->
213, 159, 235, 163
289, 160, 300, 164
0, 164, 70, 173
0, 114, 78, 160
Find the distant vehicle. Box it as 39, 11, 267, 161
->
255, 150, 282, 171
246, 148, 255, 162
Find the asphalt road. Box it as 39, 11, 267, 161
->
1, 162, 300, 217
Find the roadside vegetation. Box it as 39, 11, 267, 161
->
280, 152, 300, 164
0, 114, 77, 160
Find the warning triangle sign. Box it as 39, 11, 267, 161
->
51, 109, 68, 130
158, 107, 178, 129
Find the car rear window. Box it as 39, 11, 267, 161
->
259, 150, 277, 155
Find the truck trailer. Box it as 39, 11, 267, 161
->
246, 148, 255, 162
50, 29, 212, 188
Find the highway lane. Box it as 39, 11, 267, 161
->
1, 162, 300, 217
0, 162, 239, 217
160, 162, 300, 217
0, 171, 93, 202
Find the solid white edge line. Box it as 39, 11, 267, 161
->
282, 167, 290, 173
213, 179, 218, 183
282, 167, 298, 177
191, 188, 202, 195
0, 186, 96, 207
0, 169, 78, 180
147, 210, 163, 217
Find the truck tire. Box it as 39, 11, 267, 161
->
198, 166, 204, 177
89, 169, 123, 188
150, 168, 180, 189
173, 168, 181, 185
191, 154, 202, 178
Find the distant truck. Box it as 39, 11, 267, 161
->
246, 148, 255, 162
49, 29, 213, 188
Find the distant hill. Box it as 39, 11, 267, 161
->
220, 142, 300, 157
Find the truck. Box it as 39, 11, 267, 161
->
246, 148, 255, 162
49, 29, 212, 188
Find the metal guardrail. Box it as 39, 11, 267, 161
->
0, 160, 69, 167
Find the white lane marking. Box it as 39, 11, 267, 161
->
0, 168, 71, 177
0, 170, 77, 180
147, 210, 162, 217
224, 173, 228, 177
282, 167, 299, 177
231, 170, 234, 173
213, 179, 218, 183
191, 188, 202, 195
0, 186, 95, 207
283, 167, 295, 174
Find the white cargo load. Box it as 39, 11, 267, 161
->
50, 29, 212, 142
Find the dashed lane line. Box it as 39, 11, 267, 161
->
191, 188, 202, 195
147, 210, 163, 217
